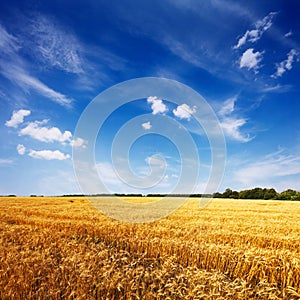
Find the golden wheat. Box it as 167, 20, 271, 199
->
0, 196, 299, 299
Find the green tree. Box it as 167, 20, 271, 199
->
263, 188, 277, 200
229, 191, 239, 199
223, 188, 233, 198
277, 189, 297, 200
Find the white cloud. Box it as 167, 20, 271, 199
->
239, 48, 262, 71
142, 121, 152, 130
273, 49, 298, 78
260, 84, 291, 93
173, 104, 196, 120
163, 37, 205, 69
28, 149, 70, 160
0, 24, 72, 107
220, 117, 252, 143
70, 137, 87, 148
96, 161, 146, 194
234, 12, 277, 49
147, 96, 168, 115
0, 158, 13, 165
145, 156, 166, 168
19, 120, 72, 143
0, 24, 20, 55
233, 150, 300, 189
218, 97, 236, 116
17, 144, 26, 155
218, 97, 252, 143
29, 15, 83, 74
2, 65, 72, 107
5, 109, 31, 128
96, 161, 123, 186
284, 31, 292, 38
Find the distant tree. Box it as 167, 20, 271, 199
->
229, 191, 239, 199
291, 192, 300, 201
252, 187, 264, 199
277, 189, 297, 200
213, 187, 299, 201
222, 188, 233, 198
239, 189, 250, 199
263, 188, 277, 200
214, 189, 239, 199
213, 192, 223, 198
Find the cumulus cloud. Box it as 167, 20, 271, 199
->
28, 149, 70, 160
5, 109, 31, 128
147, 96, 167, 115
273, 49, 298, 78
70, 137, 87, 148
142, 121, 152, 130
19, 120, 72, 143
173, 104, 196, 120
239, 48, 262, 71
17, 144, 26, 155
234, 12, 277, 49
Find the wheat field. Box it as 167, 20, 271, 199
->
0, 196, 299, 299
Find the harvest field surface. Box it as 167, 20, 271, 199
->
0, 196, 300, 299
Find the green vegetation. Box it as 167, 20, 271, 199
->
214, 187, 300, 200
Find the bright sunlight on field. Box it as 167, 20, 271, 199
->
0, 197, 300, 299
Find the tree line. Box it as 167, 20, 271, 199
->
2, 189, 300, 200
213, 187, 300, 200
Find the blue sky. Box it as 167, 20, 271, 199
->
1, 0, 300, 195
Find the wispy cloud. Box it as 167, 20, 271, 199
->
284, 31, 292, 38
0, 24, 20, 55
273, 49, 298, 78
260, 84, 292, 93
220, 117, 252, 143
234, 12, 277, 49
28, 149, 70, 160
239, 48, 263, 71
147, 96, 168, 115
0, 62, 72, 106
0, 24, 72, 107
5, 109, 31, 128
218, 97, 235, 116
0, 158, 13, 165
96, 161, 143, 193
28, 15, 84, 74
218, 97, 253, 142
233, 149, 300, 189
163, 37, 205, 69
95, 155, 173, 194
